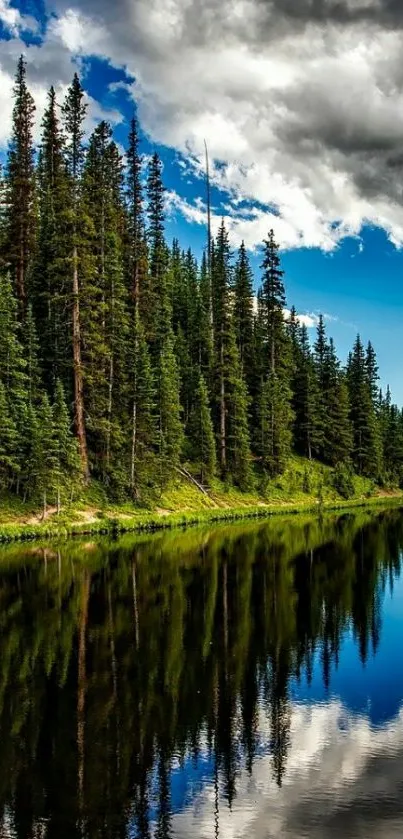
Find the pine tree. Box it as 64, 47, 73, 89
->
157, 330, 183, 487
226, 323, 253, 490
62, 73, 89, 478
365, 341, 379, 405
347, 335, 381, 477
25, 304, 41, 406
286, 306, 299, 353
0, 382, 19, 490
313, 314, 328, 456
188, 373, 216, 484
126, 116, 146, 307
146, 152, 166, 346
129, 312, 156, 497
0, 272, 27, 419
211, 220, 232, 473
293, 324, 322, 460
198, 251, 214, 375
3, 55, 36, 313
257, 230, 293, 474
260, 229, 286, 375
257, 373, 293, 477
233, 241, 254, 379
322, 340, 353, 465
34, 86, 71, 393
25, 393, 58, 513
52, 380, 81, 509
81, 121, 128, 482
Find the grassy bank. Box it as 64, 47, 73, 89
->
0, 457, 402, 543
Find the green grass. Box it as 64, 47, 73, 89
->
0, 457, 400, 543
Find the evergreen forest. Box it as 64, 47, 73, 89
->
1, 56, 402, 510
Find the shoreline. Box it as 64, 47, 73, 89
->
0, 491, 402, 545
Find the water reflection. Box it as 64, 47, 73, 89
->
0, 509, 401, 837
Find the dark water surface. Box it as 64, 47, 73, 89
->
1, 509, 403, 838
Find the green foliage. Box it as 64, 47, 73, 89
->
2, 55, 36, 310
332, 462, 355, 499
188, 373, 216, 484
0, 57, 399, 509
347, 335, 382, 477
0, 383, 19, 489
257, 372, 294, 477
157, 330, 184, 486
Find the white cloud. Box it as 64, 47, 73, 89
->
3, 0, 403, 252
0, 0, 37, 34
283, 309, 320, 329
160, 699, 403, 839
0, 25, 124, 148
29, 0, 403, 252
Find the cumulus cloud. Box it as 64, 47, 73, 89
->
34, 0, 403, 251
161, 699, 403, 839
3, 0, 403, 251
0, 22, 124, 146
0, 0, 37, 34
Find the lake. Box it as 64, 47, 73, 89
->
0, 507, 403, 837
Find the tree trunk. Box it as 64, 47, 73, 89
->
72, 243, 89, 479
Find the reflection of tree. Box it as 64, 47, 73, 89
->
0, 508, 400, 836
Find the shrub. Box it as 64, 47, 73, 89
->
332, 462, 355, 499
302, 468, 311, 494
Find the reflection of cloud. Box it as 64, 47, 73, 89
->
165, 701, 403, 838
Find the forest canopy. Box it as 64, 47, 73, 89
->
0, 56, 401, 506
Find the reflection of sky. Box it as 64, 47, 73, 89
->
291, 572, 403, 727
144, 571, 403, 835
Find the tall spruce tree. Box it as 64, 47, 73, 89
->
322, 339, 353, 465
62, 73, 89, 478
198, 250, 214, 375
52, 379, 81, 508
365, 341, 379, 405
226, 321, 253, 489
292, 324, 322, 460
81, 121, 128, 482
233, 241, 254, 379
158, 329, 183, 487
211, 220, 232, 474
146, 152, 166, 346
0, 382, 19, 490
260, 229, 287, 375
257, 372, 294, 478
126, 116, 146, 307
4, 55, 36, 313
313, 314, 328, 457
34, 86, 71, 393
347, 335, 381, 477
188, 373, 216, 484
257, 230, 293, 475
0, 271, 27, 420
128, 312, 156, 497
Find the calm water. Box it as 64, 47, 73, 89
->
1, 509, 403, 837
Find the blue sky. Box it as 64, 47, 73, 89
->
1, 0, 403, 400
